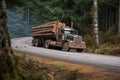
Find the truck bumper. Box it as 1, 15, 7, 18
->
69, 42, 86, 49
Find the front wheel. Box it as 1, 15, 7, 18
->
62, 42, 69, 51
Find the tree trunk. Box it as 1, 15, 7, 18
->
0, 0, 23, 79
118, 0, 120, 33
0, 0, 13, 54
93, 0, 99, 45
105, 5, 108, 30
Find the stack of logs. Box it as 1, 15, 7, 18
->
32, 21, 68, 37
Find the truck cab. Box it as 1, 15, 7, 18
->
57, 28, 86, 52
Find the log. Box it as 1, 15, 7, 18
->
31, 21, 69, 37
32, 33, 54, 37
32, 30, 53, 34
32, 27, 53, 32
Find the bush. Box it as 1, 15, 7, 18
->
84, 34, 96, 47
94, 44, 112, 54
100, 26, 120, 45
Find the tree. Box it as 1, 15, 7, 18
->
93, 0, 99, 45
118, 0, 120, 33
0, 0, 24, 79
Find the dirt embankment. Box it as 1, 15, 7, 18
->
14, 51, 120, 80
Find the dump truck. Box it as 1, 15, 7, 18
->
32, 21, 86, 52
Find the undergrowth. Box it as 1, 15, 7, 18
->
84, 26, 120, 56
17, 55, 82, 80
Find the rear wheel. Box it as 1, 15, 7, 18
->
32, 39, 38, 47
62, 42, 69, 51
38, 40, 42, 47
32, 39, 35, 46
45, 40, 51, 49
77, 49, 84, 52
34, 39, 38, 47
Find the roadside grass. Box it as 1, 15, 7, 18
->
14, 51, 120, 80
14, 51, 83, 80
84, 44, 120, 56
84, 27, 120, 56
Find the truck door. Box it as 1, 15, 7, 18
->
58, 28, 64, 41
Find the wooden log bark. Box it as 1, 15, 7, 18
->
31, 21, 68, 37
32, 27, 53, 32
32, 30, 53, 34
32, 33, 54, 37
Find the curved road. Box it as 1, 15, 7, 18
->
11, 37, 120, 72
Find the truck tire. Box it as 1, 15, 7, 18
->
34, 42, 38, 47
32, 39, 35, 46
77, 49, 83, 52
38, 40, 42, 47
34, 39, 38, 47
45, 40, 51, 49
62, 42, 69, 51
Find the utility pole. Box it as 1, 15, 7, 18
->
118, 0, 120, 33
94, 0, 99, 45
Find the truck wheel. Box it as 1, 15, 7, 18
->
63, 42, 69, 51
38, 40, 42, 47
32, 39, 35, 46
35, 42, 38, 47
77, 49, 83, 52
34, 39, 38, 47
45, 41, 51, 49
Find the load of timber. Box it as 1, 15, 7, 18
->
32, 21, 69, 37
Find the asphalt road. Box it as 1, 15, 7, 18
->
11, 37, 120, 72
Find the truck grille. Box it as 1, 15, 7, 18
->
75, 36, 82, 44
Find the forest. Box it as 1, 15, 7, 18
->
0, 0, 120, 80
7, 0, 120, 46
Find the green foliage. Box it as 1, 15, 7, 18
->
7, 8, 30, 38
7, 0, 119, 40
66, 70, 82, 80
7, 0, 93, 38
100, 26, 119, 44
84, 34, 96, 47
16, 56, 82, 80
84, 26, 120, 54
6, 0, 120, 55
94, 44, 113, 54
0, 54, 26, 80
93, 43, 120, 55
6, 0, 29, 7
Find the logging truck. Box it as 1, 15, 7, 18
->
31, 21, 86, 52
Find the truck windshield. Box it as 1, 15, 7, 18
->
64, 30, 78, 35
